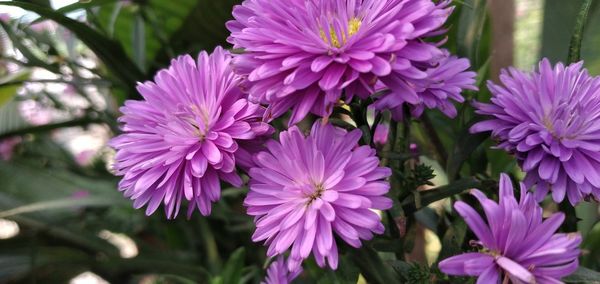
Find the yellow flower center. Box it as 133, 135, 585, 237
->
306, 183, 325, 205
320, 18, 362, 48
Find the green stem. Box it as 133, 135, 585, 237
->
350, 245, 399, 284
421, 113, 448, 164
567, 0, 594, 64
559, 201, 579, 232
198, 218, 221, 274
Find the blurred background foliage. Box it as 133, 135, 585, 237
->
0, 0, 598, 283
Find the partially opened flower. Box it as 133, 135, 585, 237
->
227, 0, 475, 125
245, 121, 392, 269
439, 174, 581, 283
373, 123, 389, 146
262, 256, 302, 284
110, 47, 272, 218
471, 59, 600, 204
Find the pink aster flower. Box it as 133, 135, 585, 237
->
244, 121, 393, 269
227, 0, 475, 125
0, 137, 21, 161
471, 59, 600, 204
110, 47, 272, 218
439, 173, 581, 283
262, 256, 303, 284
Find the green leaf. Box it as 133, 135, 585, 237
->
55, 0, 117, 14
541, 0, 600, 74
563, 266, 600, 283
0, 196, 120, 218
437, 219, 467, 261
221, 248, 245, 284
446, 126, 488, 181
414, 207, 439, 233
401, 178, 480, 212
456, 0, 489, 68
132, 12, 146, 71
583, 222, 600, 269
350, 245, 398, 284
568, 0, 594, 63
0, 21, 60, 73
391, 261, 432, 284
0, 1, 145, 95
0, 71, 30, 107
93, 0, 198, 69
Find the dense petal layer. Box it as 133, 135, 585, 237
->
245, 121, 391, 269
110, 47, 272, 218
471, 59, 600, 204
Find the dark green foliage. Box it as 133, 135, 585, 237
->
0, 0, 598, 283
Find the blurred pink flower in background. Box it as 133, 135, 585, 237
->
75, 150, 96, 166
19, 100, 53, 126
71, 190, 90, 200
0, 137, 21, 161
0, 13, 10, 23
29, 20, 56, 33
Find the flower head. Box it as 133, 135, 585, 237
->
471, 59, 600, 204
262, 256, 302, 284
110, 47, 272, 218
439, 174, 581, 283
227, 0, 475, 125
245, 121, 392, 269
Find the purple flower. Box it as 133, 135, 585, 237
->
244, 121, 392, 269
439, 173, 581, 283
373, 53, 477, 121
471, 59, 600, 204
262, 256, 302, 284
227, 0, 475, 125
0, 137, 21, 161
110, 47, 272, 218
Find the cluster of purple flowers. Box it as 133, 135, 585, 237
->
227, 0, 477, 125
109, 0, 587, 283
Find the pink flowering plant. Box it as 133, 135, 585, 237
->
0, 0, 599, 283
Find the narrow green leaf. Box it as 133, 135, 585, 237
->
350, 245, 399, 284
437, 219, 467, 261
0, 21, 60, 73
456, 0, 488, 67
0, 1, 145, 96
563, 266, 600, 283
30, 0, 118, 24
0, 197, 118, 218
221, 248, 245, 284
133, 12, 146, 71
414, 207, 439, 233
582, 222, 600, 268
198, 218, 222, 273
567, 0, 594, 63
402, 178, 480, 212
0, 71, 30, 107
446, 128, 488, 181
